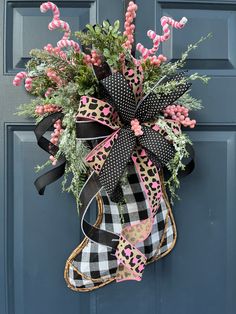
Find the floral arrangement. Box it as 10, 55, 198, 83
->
13, 1, 209, 291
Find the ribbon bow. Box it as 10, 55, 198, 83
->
77, 69, 191, 203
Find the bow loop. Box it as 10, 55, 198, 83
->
100, 73, 137, 123
76, 67, 192, 200
135, 72, 191, 121
98, 128, 136, 197
138, 125, 175, 166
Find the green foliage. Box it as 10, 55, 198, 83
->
29, 49, 69, 71
156, 118, 192, 203
59, 110, 90, 209
177, 92, 203, 110
142, 33, 212, 99
15, 100, 39, 118
164, 33, 212, 74
35, 160, 51, 173
16, 17, 210, 209
16, 44, 98, 211
76, 20, 126, 69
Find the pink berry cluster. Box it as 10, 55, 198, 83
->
35, 104, 61, 116
46, 68, 64, 87
163, 105, 196, 128
44, 43, 67, 61
83, 50, 102, 66
123, 1, 138, 50
131, 119, 143, 136
49, 119, 63, 165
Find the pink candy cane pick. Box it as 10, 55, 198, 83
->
57, 39, 80, 52
12, 71, 27, 86
160, 16, 187, 41
40, 2, 81, 53
40, 1, 60, 20
24, 77, 33, 91
48, 19, 71, 38
136, 16, 187, 59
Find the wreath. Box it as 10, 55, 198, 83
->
14, 1, 210, 291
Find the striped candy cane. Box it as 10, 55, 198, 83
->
136, 16, 187, 59
12, 71, 27, 86
48, 19, 71, 38
57, 39, 80, 52
24, 77, 33, 91
149, 54, 167, 66
160, 16, 187, 41
40, 2, 80, 53
40, 1, 60, 20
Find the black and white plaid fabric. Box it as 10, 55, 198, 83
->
66, 165, 175, 290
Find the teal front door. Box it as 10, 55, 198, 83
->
1, 1, 236, 313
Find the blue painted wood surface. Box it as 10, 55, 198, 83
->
0, 0, 236, 313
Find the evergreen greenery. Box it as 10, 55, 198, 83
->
16, 20, 210, 208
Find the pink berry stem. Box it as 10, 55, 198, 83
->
163, 104, 196, 128
123, 1, 138, 50
49, 118, 63, 165
43, 44, 68, 61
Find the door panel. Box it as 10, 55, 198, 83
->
0, 1, 124, 313
135, 1, 236, 313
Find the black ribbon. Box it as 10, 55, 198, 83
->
34, 112, 66, 195
79, 172, 120, 250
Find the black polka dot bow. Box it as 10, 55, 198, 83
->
77, 70, 191, 202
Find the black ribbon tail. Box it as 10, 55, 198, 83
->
34, 155, 66, 195
163, 143, 195, 180
79, 172, 119, 249
178, 143, 195, 178
93, 62, 112, 81
34, 112, 66, 195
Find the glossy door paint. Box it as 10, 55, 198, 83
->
1, 1, 236, 313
